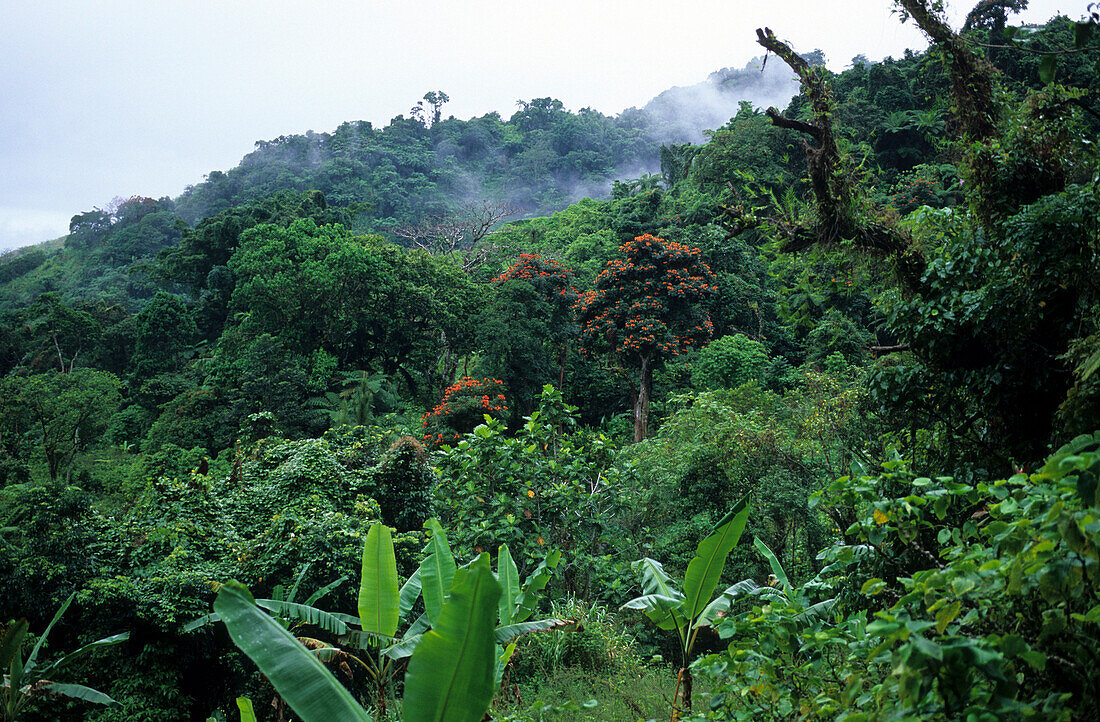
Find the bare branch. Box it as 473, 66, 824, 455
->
753, 27, 926, 286
391, 200, 520, 270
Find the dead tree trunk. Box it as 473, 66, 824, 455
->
754, 27, 926, 288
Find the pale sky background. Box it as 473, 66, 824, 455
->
0, 0, 1083, 252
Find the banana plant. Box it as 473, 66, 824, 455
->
748, 536, 836, 624
212, 549, 507, 721
403, 553, 502, 722
620, 495, 751, 721
205, 520, 568, 718
214, 582, 374, 722
1, 593, 128, 721
379, 520, 568, 686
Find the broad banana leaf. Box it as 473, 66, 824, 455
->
47, 632, 130, 674
794, 598, 837, 624
236, 697, 257, 722
0, 619, 28, 669
696, 580, 783, 628
26, 592, 74, 670
496, 544, 521, 626
514, 549, 561, 623
399, 568, 423, 620
256, 600, 349, 635
183, 613, 221, 632
215, 581, 372, 722
753, 537, 792, 595
403, 554, 501, 722
495, 642, 517, 687
34, 682, 117, 706
358, 524, 399, 638
625, 557, 688, 631
406, 612, 431, 637
494, 618, 572, 644
382, 633, 423, 660
420, 521, 456, 625
282, 563, 310, 603
188, 601, 349, 636
682, 496, 750, 623
621, 593, 686, 627
338, 628, 396, 651
328, 611, 363, 627
305, 575, 348, 607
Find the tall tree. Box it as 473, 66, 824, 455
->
578, 234, 716, 442
0, 369, 121, 480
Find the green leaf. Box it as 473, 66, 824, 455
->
255, 600, 349, 635
403, 554, 502, 722
359, 523, 399, 639
623, 591, 687, 620
27, 592, 75, 669
236, 697, 257, 722
287, 563, 310, 604
399, 568, 423, 620
1039, 55, 1057, 85
754, 536, 791, 594
0, 618, 28, 670
494, 618, 572, 643
47, 632, 130, 675
696, 579, 780, 627
382, 633, 423, 660
794, 598, 836, 624
496, 544, 521, 626
1074, 21, 1094, 48
420, 522, 457, 625
183, 613, 221, 632
514, 549, 561, 623
304, 575, 348, 607
912, 634, 943, 661
861, 578, 887, 596
215, 581, 372, 722
625, 558, 688, 631
683, 496, 750, 623
495, 642, 517, 687
935, 600, 961, 635
36, 682, 118, 707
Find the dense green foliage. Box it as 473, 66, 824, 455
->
2, 5, 1099, 720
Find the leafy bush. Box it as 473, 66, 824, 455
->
691, 432, 1100, 720
690, 334, 770, 390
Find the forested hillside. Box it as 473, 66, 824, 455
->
2, 3, 1099, 720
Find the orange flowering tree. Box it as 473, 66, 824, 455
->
420, 376, 508, 447
493, 253, 580, 314
578, 234, 716, 442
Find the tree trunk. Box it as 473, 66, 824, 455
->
670, 667, 692, 721
633, 356, 651, 443
65, 427, 79, 484
557, 341, 568, 391
439, 330, 456, 398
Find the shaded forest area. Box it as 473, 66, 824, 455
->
2, 3, 1100, 720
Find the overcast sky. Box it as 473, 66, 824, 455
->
0, 0, 1081, 252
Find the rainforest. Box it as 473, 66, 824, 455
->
2, 2, 1100, 720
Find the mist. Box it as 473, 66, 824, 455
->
632, 55, 802, 145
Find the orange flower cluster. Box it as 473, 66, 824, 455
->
492, 253, 580, 304
577, 234, 717, 360
421, 377, 508, 447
